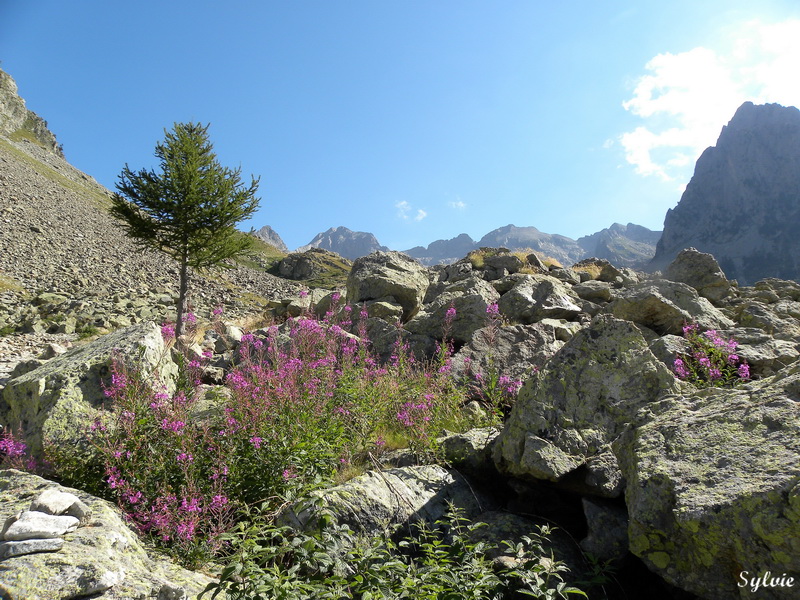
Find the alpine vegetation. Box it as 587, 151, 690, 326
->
111, 122, 260, 338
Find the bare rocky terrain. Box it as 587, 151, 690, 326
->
0, 136, 300, 380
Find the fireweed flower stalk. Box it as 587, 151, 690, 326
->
673, 322, 751, 388
59, 309, 499, 568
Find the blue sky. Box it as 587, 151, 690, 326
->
3, 1, 800, 251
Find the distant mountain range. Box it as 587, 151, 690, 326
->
255, 222, 662, 268
257, 100, 800, 283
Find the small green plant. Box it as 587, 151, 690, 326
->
673, 323, 750, 388
77, 324, 101, 340
201, 506, 587, 600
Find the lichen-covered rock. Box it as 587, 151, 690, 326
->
438, 427, 500, 480
498, 275, 583, 324
346, 251, 429, 322
493, 315, 682, 497
617, 369, 800, 599
280, 465, 492, 538
450, 322, 567, 385
606, 279, 734, 335
0, 321, 177, 457
665, 247, 733, 304
405, 277, 500, 344
0, 469, 212, 600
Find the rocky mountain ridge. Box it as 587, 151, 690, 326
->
652, 101, 800, 285
296, 225, 389, 260
0, 70, 62, 157
252, 224, 288, 253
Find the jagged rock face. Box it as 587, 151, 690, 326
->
252, 224, 288, 253
651, 102, 800, 285
0, 69, 62, 157
577, 223, 661, 268
298, 226, 388, 260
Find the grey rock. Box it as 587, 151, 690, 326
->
606, 279, 734, 335
439, 427, 500, 479
29, 488, 92, 524
572, 280, 613, 303
618, 369, 800, 599
2, 511, 79, 540
451, 322, 566, 385
346, 251, 429, 322
665, 247, 733, 303
0, 321, 178, 457
498, 275, 582, 324
0, 538, 64, 559
0, 469, 212, 599
494, 315, 682, 496
405, 277, 500, 344
280, 465, 492, 538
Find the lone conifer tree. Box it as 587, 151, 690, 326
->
111, 122, 260, 337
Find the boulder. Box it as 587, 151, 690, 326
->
279, 465, 493, 538
572, 280, 613, 303
346, 251, 429, 322
0, 469, 211, 600
618, 369, 800, 599
498, 275, 583, 324
665, 247, 733, 304
571, 257, 625, 283
438, 427, 500, 480
405, 277, 500, 344
734, 300, 800, 341
606, 279, 734, 335
493, 315, 682, 497
451, 322, 567, 385
277, 248, 351, 280
0, 321, 178, 456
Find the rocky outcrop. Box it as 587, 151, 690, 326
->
277, 248, 352, 280
651, 101, 800, 285
346, 251, 429, 322
0, 69, 62, 157
494, 316, 682, 497
619, 369, 800, 599
298, 226, 388, 260
664, 247, 733, 303
0, 321, 176, 457
606, 279, 734, 335
252, 224, 288, 252
0, 469, 211, 600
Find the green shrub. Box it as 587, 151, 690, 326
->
201, 506, 587, 600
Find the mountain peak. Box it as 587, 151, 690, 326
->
651, 101, 800, 284
298, 226, 388, 260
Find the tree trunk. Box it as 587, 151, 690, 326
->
176, 258, 189, 339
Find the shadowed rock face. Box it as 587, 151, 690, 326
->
651, 101, 800, 285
